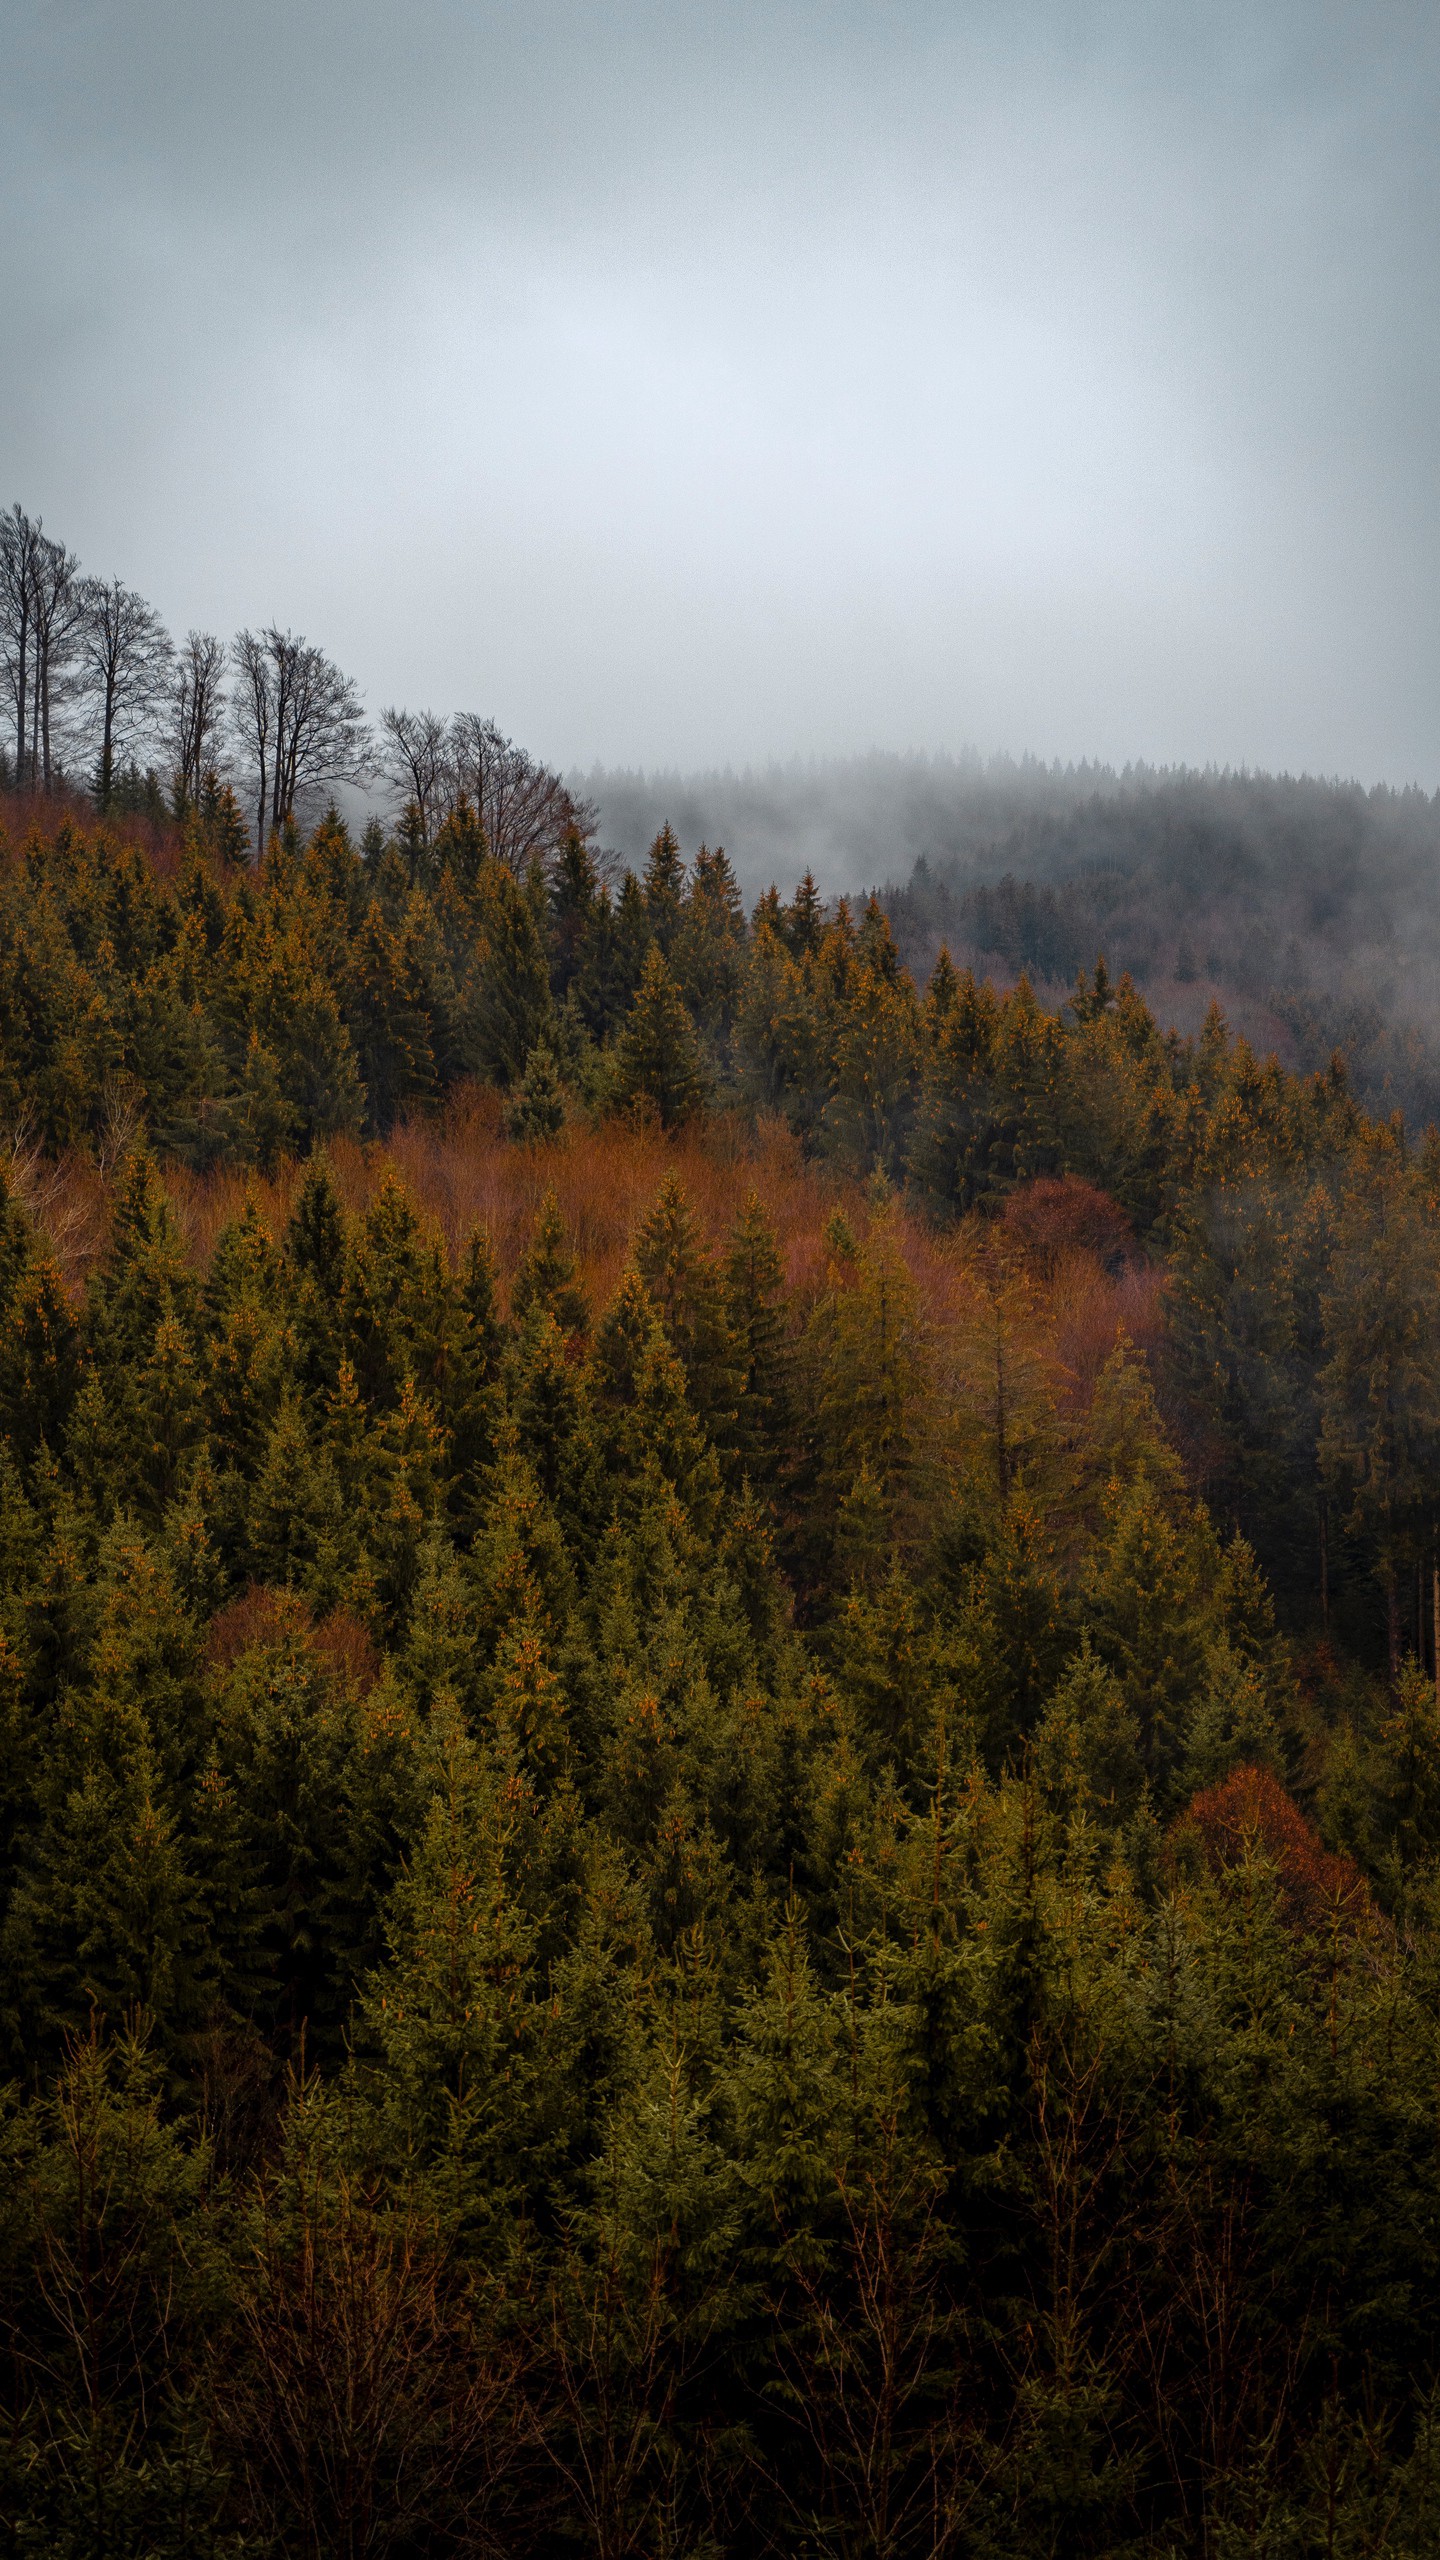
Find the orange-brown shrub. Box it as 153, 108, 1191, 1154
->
206, 1586, 379, 1693
0, 789, 187, 880
1002, 1173, 1135, 1276
1051, 1255, 1167, 1405
1171, 1763, 1369, 1931
310, 1607, 383, 1698
206, 1584, 312, 1672
163, 1088, 873, 1319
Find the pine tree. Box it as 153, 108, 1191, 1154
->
807, 1206, 921, 1540
0, 1250, 82, 1462
633, 1174, 738, 1442
785, 870, 825, 956
286, 1153, 348, 1298
613, 946, 708, 1130
247, 1395, 343, 1589
365, 1692, 541, 2189
924, 944, 959, 1029
463, 860, 554, 1086
4, 1680, 206, 2050
132, 1309, 206, 1519
587, 1273, 722, 1532
87, 1148, 197, 1376
503, 1041, 566, 1141
550, 819, 604, 999
234, 1028, 299, 1170
342, 1171, 454, 1409
606, 871, 654, 1024
285, 1154, 349, 1405
674, 842, 746, 1045
208, 1613, 364, 2054
1318, 1151, 1440, 1677
199, 769, 250, 867
723, 1190, 793, 1490
346, 900, 437, 1132
432, 791, 488, 891
641, 822, 686, 954
446, 1228, 509, 1497
511, 1189, 588, 1338
1033, 1638, 1143, 1825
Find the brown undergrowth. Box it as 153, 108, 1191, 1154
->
16, 1083, 1166, 1415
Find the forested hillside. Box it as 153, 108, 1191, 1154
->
588, 756, 1440, 1130
5, 781, 1440, 2556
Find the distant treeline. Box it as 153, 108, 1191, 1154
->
10, 491, 1439, 1129
0, 499, 589, 871
586, 757, 1440, 1128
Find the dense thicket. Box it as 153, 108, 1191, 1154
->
4, 795, 1440, 2556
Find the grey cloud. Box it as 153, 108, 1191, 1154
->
3, 2, 1438, 782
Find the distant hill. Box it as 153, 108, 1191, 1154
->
582, 755, 1440, 1126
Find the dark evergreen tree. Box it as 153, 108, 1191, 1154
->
512, 1189, 589, 1338
613, 945, 708, 1128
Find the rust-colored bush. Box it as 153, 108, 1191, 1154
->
1172, 1762, 1369, 1931
311, 1607, 383, 1698
206, 1584, 312, 1673
1002, 1173, 1135, 1276
1053, 1255, 1167, 1406
205, 1587, 382, 1698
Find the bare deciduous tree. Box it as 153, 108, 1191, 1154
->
28, 528, 84, 790
0, 504, 73, 789
169, 629, 228, 806
217, 2153, 526, 2559
0, 504, 41, 786
449, 711, 594, 874
377, 705, 450, 843
74, 576, 175, 807
232, 626, 370, 852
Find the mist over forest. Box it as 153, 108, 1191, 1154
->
12, 0, 1440, 2538
587, 756, 1440, 1127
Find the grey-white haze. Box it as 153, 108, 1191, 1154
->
3, 1, 1437, 785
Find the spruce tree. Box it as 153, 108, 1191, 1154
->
463, 859, 554, 1085
633, 1174, 737, 1442
512, 1189, 588, 1337
446, 1227, 509, 1497
365, 1693, 541, 2192
550, 818, 603, 999
723, 1189, 793, 1489
0, 1251, 82, 1462
606, 870, 654, 1022
641, 821, 686, 954
503, 1041, 566, 1141
613, 946, 707, 1130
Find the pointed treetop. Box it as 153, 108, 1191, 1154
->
512, 1188, 588, 1337
613, 945, 708, 1130
925, 946, 959, 1025
642, 822, 686, 951
286, 1155, 348, 1292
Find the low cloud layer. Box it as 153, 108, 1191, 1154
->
4, 3, 1437, 782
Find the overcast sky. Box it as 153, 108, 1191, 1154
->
4, 1, 1437, 783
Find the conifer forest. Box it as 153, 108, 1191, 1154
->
8, 530, 1440, 2558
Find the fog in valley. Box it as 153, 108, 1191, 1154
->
586, 755, 1440, 1125
7, 1, 1440, 1105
